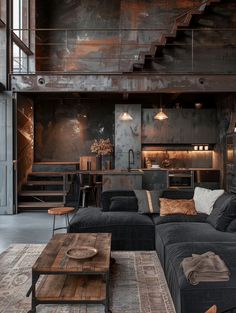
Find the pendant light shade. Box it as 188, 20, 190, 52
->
154, 94, 168, 120
119, 111, 133, 121
154, 108, 168, 120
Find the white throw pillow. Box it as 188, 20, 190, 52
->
193, 187, 224, 215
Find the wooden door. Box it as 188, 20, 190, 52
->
0, 93, 16, 214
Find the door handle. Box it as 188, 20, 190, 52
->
13, 160, 17, 171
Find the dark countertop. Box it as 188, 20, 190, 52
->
142, 168, 220, 171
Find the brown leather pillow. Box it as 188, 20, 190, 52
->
160, 198, 197, 216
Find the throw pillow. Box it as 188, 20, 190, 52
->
109, 196, 138, 212
134, 190, 161, 214
193, 187, 224, 215
216, 197, 236, 232
206, 192, 235, 231
159, 198, 197, 216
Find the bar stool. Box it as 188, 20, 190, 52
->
48, 207, 75, 236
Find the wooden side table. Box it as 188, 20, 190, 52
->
48, 207, 75, 236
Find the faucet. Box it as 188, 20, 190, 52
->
128, 149, 135, 172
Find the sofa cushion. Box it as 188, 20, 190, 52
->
155, 222, 236, 266
206, 192, 236, 231
226, 219, 236, 233
160, 198, 197, 216
109, 196, 138, 212
152, 213, 208, 225
193, 187, 224, 215
68, 207, 155, 250
101, 190, 135, 211
164, 242, 236, 313
134, 189, 161, 214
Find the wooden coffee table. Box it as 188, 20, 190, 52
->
27, 233, 112, 313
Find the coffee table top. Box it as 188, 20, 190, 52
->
33, 233, 111, 274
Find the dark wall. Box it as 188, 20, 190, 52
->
34, 96, 114, 161
35, 0, 236, 73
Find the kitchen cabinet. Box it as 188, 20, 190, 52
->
142, 170, 167, 190
225, 133, 236, 193
142, 109, 217, 144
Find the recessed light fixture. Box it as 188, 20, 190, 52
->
234, 123, 236, 133
199, 145, 203, 151
194, 146, 198, 151
204, 145, 209, 151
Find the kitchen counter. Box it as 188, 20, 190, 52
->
142, 168, 220, 171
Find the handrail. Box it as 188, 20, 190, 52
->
0, 18, 5, 27
175, 0, 214, 21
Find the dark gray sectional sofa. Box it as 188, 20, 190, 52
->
68, 189, 236, 313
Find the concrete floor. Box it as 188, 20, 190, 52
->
0, 211, 74, 253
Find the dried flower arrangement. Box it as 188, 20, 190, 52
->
90, 138, 113, 156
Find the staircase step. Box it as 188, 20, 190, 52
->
30, 171, 76, 176
18, 202, 65, 208
27, 181, 64, 186
19, 191, 67, 196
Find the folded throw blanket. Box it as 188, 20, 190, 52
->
181, 251, 230, 285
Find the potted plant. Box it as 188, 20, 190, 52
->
90, 138, 113, 169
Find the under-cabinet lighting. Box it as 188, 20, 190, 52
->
204, 145, 209, 151
199, 146, 203, 151
194, 146, 198, 151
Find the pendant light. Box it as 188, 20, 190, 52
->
154, 94, 168, 120
119, 103, 133, 121
119, 111, 133, 121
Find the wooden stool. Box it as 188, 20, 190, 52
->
48, 207, 75, 236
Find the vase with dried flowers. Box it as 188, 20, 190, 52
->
90, 138, 113, 169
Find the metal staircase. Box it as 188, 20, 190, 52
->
132, 0, 221, 72
17, 163, 78, 211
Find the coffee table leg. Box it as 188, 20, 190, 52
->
105, 272, 112, 313
27, 272, 39, 313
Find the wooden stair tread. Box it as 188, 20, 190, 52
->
27, 181, 64, 186
19, 191, 66, 196
34, 162, 80, 165
18, 202, 64, 208
29, 171, 77, 176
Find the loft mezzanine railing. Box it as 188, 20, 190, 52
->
11, 27, 236, 75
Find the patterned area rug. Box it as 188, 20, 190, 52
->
0, 244, 176, 313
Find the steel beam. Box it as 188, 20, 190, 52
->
11, 74, 236, 93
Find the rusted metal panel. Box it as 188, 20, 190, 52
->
102, 173, 142, 191
34, 98, 114, 162
11, 74, 236, 92
142, 109, 217, 144
34, 0, 214, 73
